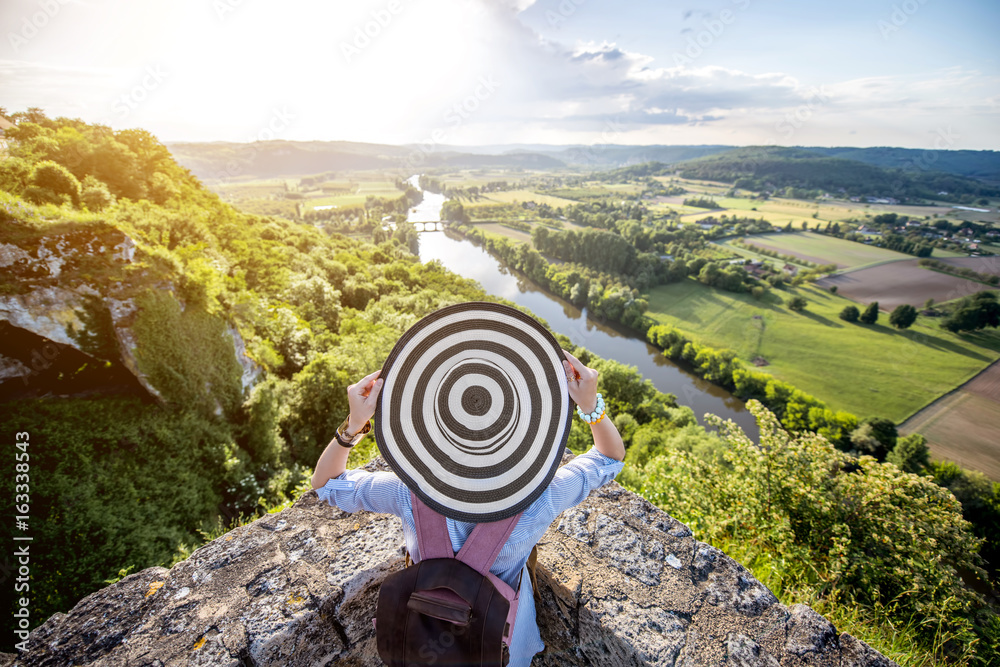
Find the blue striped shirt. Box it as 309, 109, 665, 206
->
317, 447, 623, 666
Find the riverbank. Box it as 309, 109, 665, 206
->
445, 223, 1000, 457
416, 228, 760, 438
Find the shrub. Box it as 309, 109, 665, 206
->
80, 175, 115, 211
28, 160, 81, 206
788, 295, 808, 311
839, 305, 860, 322
636, 402, 988, 661
859, 301, 879, 324
889, 304, 918, 329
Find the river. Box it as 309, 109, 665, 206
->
407, 177, 758, 438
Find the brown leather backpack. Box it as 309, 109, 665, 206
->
375, 492, 523, 666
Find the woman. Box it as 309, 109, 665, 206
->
311, 303, 624, 665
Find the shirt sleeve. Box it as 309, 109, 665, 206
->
534, 447, 623, 525
316, 469, 408, 517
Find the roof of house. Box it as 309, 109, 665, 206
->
0, 117, 14, 132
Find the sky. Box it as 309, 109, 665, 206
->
1, 0, 998, 149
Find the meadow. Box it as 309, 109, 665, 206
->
468, 189, 581, 208
645, 279, 1000, 422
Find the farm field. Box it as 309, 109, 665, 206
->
468, 190, 580, 208
940, 256, 1000, 277
425, 171, 522, 188
713, 240, 814, 270
473, 222, 532, 244
645, 279, 1000, 422
729, 232, 909, 268
818, 259, 999, 311
305, 194, 370, 208
900, 361, 1000, 481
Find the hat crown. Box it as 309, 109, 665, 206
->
374, 302, 570, 523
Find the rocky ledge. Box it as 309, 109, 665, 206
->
7, 457, 896, 666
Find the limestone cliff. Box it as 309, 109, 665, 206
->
0, 222, 260, 400
7, 457, 896, 666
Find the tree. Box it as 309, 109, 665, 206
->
829, 285, 838, 294
887, 433, 930, 474
440, 200, 468, 223
26, 159, 81, 206
889, 304, 918, 329
788, 295, 808, 311
839, 305, 860, 322
858, 417, 897, 460
0, 156, 31, 196
942, 292, 1000, 333
80, 175, 115, 211
859, 301, 879, 324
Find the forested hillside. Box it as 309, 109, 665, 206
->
166, 140, 563, 182
676, 147, 1000, 202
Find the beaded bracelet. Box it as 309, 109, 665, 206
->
576, 393, 607, 425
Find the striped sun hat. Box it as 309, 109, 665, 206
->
373, 302, 571, 523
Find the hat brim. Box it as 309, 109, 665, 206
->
374, 302, 571, 523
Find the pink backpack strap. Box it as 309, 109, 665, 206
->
411, 492, 455, 560
455, 513, 521, 575
409, 493, 525, 645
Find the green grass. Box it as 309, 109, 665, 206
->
931, 247, 972, 258
711, 240, 814, 269
645, 279, 1000, 422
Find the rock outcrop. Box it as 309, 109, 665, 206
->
0, 223, 261, 399
8, 457, 896, 666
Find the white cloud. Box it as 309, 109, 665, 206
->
1, 0, 996, 148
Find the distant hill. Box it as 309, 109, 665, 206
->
545, 144, 732, 168
673, 146, 1000, 201
166, 140, 564, 181
167, 139, 1000, 186
804, 146, 1000, 182
532, 144, 1000, 182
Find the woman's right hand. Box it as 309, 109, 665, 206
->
346, 369, 383, 434
562, 350, 599, 414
